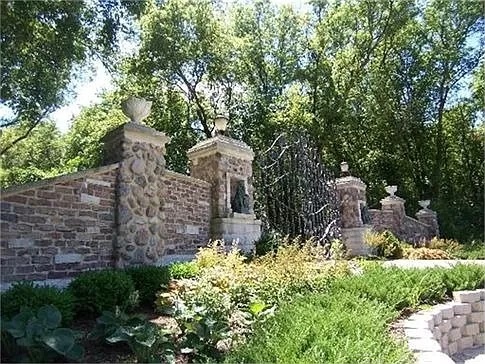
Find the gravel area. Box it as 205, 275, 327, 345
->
452, 345, 485, 364
383, 260, 485, 269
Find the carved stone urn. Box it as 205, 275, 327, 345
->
385, 185, 397, 197
418, 200, 430, 209
121, 97, 152, 124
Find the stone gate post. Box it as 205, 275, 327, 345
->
416, 200, 440, 238
187, 117, 261, 252
102, 99, 170, 267
335, 162, 371, 256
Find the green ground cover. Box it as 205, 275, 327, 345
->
227, 264, 485, 364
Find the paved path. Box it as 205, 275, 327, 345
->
452, 345, 485, 364
382, 260, 485, 269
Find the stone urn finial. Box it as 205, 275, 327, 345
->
385, 185, 397, 197
418, 200, 430, 209
214, 115, 229, 136
340, 161, 350, 176
122, 97, 152, 124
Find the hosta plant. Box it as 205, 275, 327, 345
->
157, 240, 350, 361
1, 305, 84, 362
90, 308, 176, 363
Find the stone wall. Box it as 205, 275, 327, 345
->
0, 121, 261, 288
369, 209, 436, 243
161, 171, 211, 261
403, 289, 485, 363
1, 165, 118, 285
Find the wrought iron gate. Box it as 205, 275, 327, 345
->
254, 132, 341, 244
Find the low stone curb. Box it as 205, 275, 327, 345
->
403, 289, 485, 364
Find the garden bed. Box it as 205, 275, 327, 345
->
1, 240, 484, 363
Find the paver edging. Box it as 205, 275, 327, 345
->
403, 289, 485, 364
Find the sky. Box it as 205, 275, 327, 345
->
48, 0, 308, 133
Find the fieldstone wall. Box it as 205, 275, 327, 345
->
0, 165, 118, 284
403, 289, 485, 364
107, 125, 169, 267
369, 206, 438, 243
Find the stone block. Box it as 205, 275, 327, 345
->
475, 289, 485, 300
471, 301, 485, 312
8, 238, 33, 248
480, 322, 485, 333
54, 254, 82, 264
451, 303, 472, 315
407, 338, 441, 352
473, 333, 485, 346
457, 336, 473, 351
405, 328, 434, 339
468, 312, 485, 323
448, 328, 461, 342
462, 323, 479, 336
430, 310, 442, 326
447, 341, 458, 356
440, 334, 448, 349
453, 291, 481, 303
80, 193, 100, 205
439, 320, 452, 334
439, 305, 455, 319
185, 225, 200, 235
450, 315, 467, 328
432, 327, 441, 340
415, 352, 454, 364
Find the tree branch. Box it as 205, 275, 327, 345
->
0, 110, 50, 156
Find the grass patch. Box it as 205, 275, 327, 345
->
452, 241, 485, 260
227, 264, 485, 364
226, 291, 413, 364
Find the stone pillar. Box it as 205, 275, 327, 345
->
103, 121, 170, 268
416, 200, 439, 238
379, 185, 406, 236
335, 162, 371, 256
187, 124, 261, 252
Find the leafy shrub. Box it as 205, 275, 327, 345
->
254, 232, 282, 256
329, 238, 347, 259
403, 247, 451, 260
441, 264, 485, 294
426, 237, 460, 253
1, 305, 84, 362
1, 281, 74, 325
168, 261, 200, 279
157, 240, 350, 360
451, 241, 485, 260
68, 270, 138, 315
89, 309, 175, 363
364, 230, 403, 259
125, 266, 171, 306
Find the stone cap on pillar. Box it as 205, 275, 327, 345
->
416, 200, 437, 217
187, 135, 254, 165
335, 162, 366, 191
102, 122, 171, 164
380, 185, 405, 206
104, 122, 171, 147
335, 175, 367, 190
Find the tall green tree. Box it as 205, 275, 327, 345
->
0, 0, 146, 154
0, 122, 65, 187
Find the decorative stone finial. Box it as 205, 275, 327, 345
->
214, 115, 229, 136
385, 185, 397, 197
340, 161, 350, 176
418, 200, 430, 209
122, 97, 152, 124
